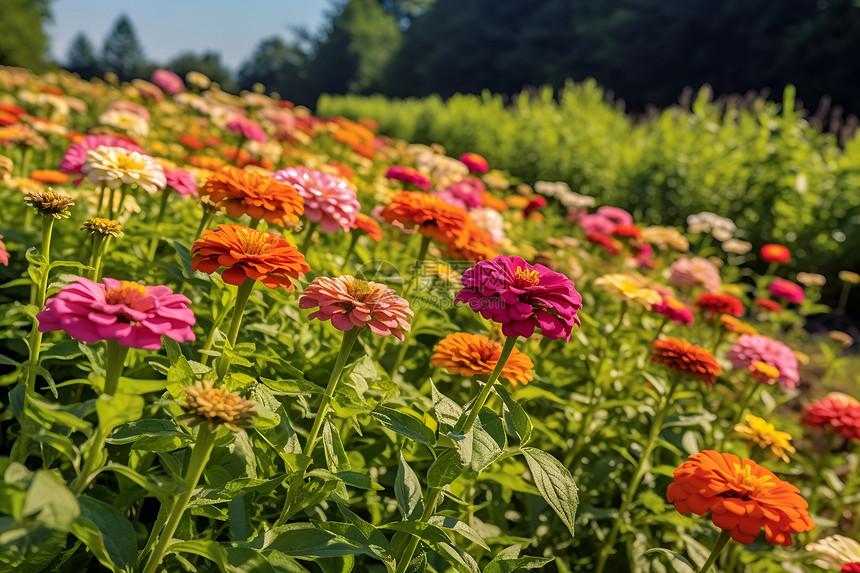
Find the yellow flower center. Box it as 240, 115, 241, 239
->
236, 227, 271, 255
348, 277, 376, 302
732, 463, 777, 496
105, 281, 147, 305
113, 153, 147, 171
515, 266, 540, 286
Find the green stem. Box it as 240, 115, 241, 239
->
341, 232, 360, 273
96, 185, 107, 218
215, 279, 255, 381
141, 424, 216, 573
102, 340, 130, 396
71, 425, 110, 494
300, 221, 318, 253
613, 300, 627, 333
107, 187, 118, 220
698, 529, 732, 573
199, 298, 235, 366
403, 235, 431, 298
195, 209, 214, 238
594, 374, 682, 573
147, 189, 172, 261
91, 235, 112, 282
395, 489, 444, 573
455, 336, 518, 435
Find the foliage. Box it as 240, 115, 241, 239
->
0, 0, 53, 72
100, 14, 147, 82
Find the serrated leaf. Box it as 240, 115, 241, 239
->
521, 447, 578, 537
372, 406, 436, 445
395, 453, 423, 520
427, 448, 462, 488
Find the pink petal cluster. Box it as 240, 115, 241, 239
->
455, 255, 582, 340
299, 276, 412, 340
165, 167, 198, 197
459, 152, 489, 173
0, 235, 9, 266
432, 176, 485, 210
150, 68, 185, 95
37, 277, 195, 350
652, 295, 694, 325
107, 100, 150, 122
226, 116, 267, 143
59, 135, 144, 184
727, 334, 800, 389
385, 165, 430, 190
801, 393, 860, 441
668, 256, 722, 292
577, 205, 634, 234
769, 278, 805, 304
274, 166, 360, 232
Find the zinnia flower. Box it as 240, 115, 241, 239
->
36, 277, 195, 350
840, 271, 860, 285
651, 338, 722, 385
801, 393, 860, 441
179, 381, 255, 432
585, 230, 621, 255
164, 167, 198, 197
666, 450, 813, 545
29, 169, 69, 185
719, 315, 758, 337
641, 226, 689, 251
201, 166, 303, 226
59, 134, 143, 184
754, 297, 783, 313
98, 109, 149, 139
351, 213, 383, 241
806, 535, 860, 570
733, 415, 795, 462
25, 188, 74, 219
191, 224, 309, 289
226, 115, 267, 143
299, 276, 412, 340
454, 255, 582, 340
687, 212, 736, 240
694, 292, 744, 319
151, 68, 185, 95
385, 165, 430, 190
668, 256, 722, 292
769, 278, 805, 304
796, 272, 826, 287
652, 295, 694, 325
432, 332, 533, 387
594, 273, 661, 310
81, 218, 123, 238
459, 152, 488, 173
82, 146, 166, 193
0, 235, 8, 266
727, 334, 799, 388
760, 244, 791, 264
274, 166, 360, 232
380, 191, 470, 248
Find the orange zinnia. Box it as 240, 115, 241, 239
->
201, 166, 303, 226
651, 337, 722, 385
432, 332, 533, 387
667, 450, 813, 546
191, 224, 309, 289
445, 223, 498, 262
29, 169, 69, 185
351, 213, 383, 242
719, 315, 758, 337
381, 191, 470, 248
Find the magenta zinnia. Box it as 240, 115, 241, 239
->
769, 278, 805, 304
299, 276, 413, 340
727, 334, 800, 389
454, 255, 582, 340
37, 277, 195, 349
274, 166, 360, 232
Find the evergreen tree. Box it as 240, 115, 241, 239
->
101, 14, 146, 81
65, 32, 101, 79
0, 0, 52, 71
167, 51, 236, 92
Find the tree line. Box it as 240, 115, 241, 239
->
3, 0, 860, 116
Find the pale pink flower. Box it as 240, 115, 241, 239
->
668, 256, 722, 292
151, 68, 185, 95
226, 115, 266, 143
165, 167, 198, 197
274, 166, 359, 232
727, 334, 800, 389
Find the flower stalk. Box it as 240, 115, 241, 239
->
215, 278, 255, 380
698, 529, 733, 573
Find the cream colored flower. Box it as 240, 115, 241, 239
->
721, 238, 753, 255
98, 108, 149, 138
687, 211, 736, 238
839, 270, 860, 285
796, 272, 826, 287
641, 226, 690, 251
594, 273, 662, 309
82, 146, 166, 193
185, 71, 211, 90
806, 535, 860, 570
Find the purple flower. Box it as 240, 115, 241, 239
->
455, 255, 582, 340
37, 277, 195, 350
274, 166, 360, 232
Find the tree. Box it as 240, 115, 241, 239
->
237, 36, 315, 104
0, 0, 52, 71
65, 32, 101, 79
167, 51, 236, 92
101, 14, 146, 81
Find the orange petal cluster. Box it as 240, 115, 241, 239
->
651, 337, 722, 385
191, 224, 309, 289
201, 166, 303, 226
431, 332, 534, 387
380, 191, 471, 249
667, 450, 813, 545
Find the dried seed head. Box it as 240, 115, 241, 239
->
25, 187, 74, 219
179, 382, 256, 431
81, 217, 123, 238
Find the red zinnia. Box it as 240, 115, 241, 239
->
459, 152, 489, 173
694, 292, 744, 319
761, 244, 791, 264
801, 393, 860, 441
755, 297, 783, 313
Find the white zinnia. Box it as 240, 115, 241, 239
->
82, 146, 166, 193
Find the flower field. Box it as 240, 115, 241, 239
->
0, 66, 858, 573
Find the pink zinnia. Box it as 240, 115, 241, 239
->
460, 152, 488, 173
454, 255, 582, 340
274, 166, 360, 232
432, 176, 485, 210
801, 393, 860, 441
150, 68, 185, 95
769, 278, 805, 304
59, 135, 143, 184
668, 256, 722, 293
226, 116, 267, 143
385, 166, 430, 190
164, 167, 198, 197
727, 334, 800, 389
107, 100, 150, 122
0, 235, 9, 266
37, 277, 195, 350
299, 276, 412, 340
652, 295, 694, 325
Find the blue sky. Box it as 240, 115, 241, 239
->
47, 0, 330, 70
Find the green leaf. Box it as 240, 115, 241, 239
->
261, 377, 321, 394
427, 448, 462, 488
21, 470, 80, 531
322, 420, 351, 472
496, 385, 532, 444
372, 406, 436, 445
107, 419, 187, 444
72, 496, 137, 573
455, 412, 505, 473
521, 447, 578, 537
428, 515, 489, 550
431, 382, 462, 434
395, 453, 423, 520
95, 393, 145, 434
644, 548, 697, 573
168, 539, 229, 571
335, 471, 383, 491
